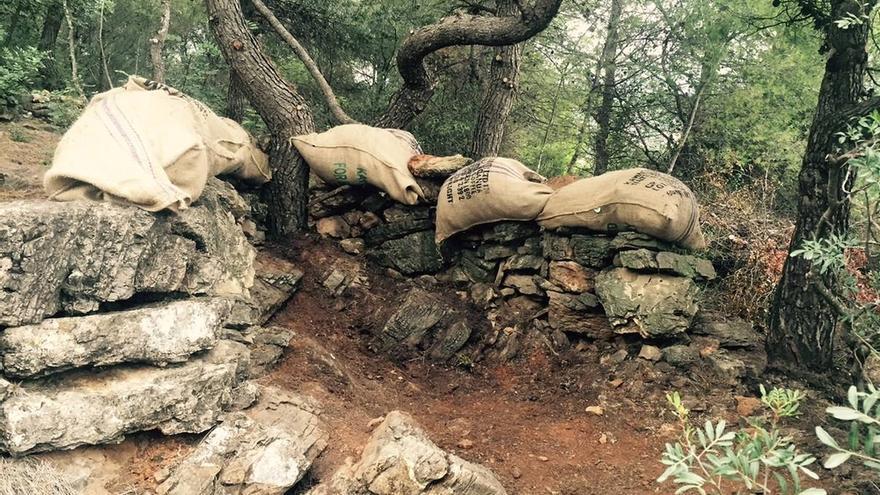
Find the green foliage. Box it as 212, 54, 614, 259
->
658, 389, 825, 495
0, 45, 44, 98
816, 385, 880, 472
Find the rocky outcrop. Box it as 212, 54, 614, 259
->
595, 268, 699, 337
0, 340, 254, 455
157, 388, 328, 495
0, 180, 255, 327
0, 298, 230, 378
308, 411, 506, 495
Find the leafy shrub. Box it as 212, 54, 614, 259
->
658, 389, 825, 495
0, 46, 44, 99
8, 126, 29, 143
816, 385, 880, 471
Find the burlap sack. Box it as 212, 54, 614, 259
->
435, 157, 553, 243
291, 124, 424, 205
537, 168, 706, 250
44, 76, 270, 212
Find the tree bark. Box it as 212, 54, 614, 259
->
375, 0, 562, 129
225, 69, 247, 122
150, 0, 171, 83
37, 0, 64, 89
250, 0, 357, 125
469, 0, 523, 158
768, 0, 876, 371
592, 0, 622, 176
61, 0, 85, 100
205, 0, 315, 238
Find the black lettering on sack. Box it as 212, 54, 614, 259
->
445, 160, 492, 204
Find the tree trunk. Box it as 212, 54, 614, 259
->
566, 61, 603, 175
61, 0, 85, 100
768, 0, 873, 371
37, 0, 64, 89
205, 0, 315, 238
225, 69, 247, 122
592, 0, 622, 176
150, 0, 171, 83
469, 0, 523, 158
3, 0, 23, 48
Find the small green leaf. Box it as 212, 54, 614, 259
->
816, 427, 839, 449
823, 451, 851, 469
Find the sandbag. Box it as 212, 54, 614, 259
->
44, 76, 270, 212
291, 124, 424, 205
537, 168, 706, 250
435, 157, 553, 243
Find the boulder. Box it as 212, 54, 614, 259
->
502, 274, 543, 296
308, 411, 506, 495
0, 298, 230, 378
595, 268, 699, 337
0, 182, 255, 327
371, 230, 444, 275
502, 254, 544, 272
0, 340, 254, 455
614, 249, 716, 280
377, 289, 454, 353
157, 388, 328, 495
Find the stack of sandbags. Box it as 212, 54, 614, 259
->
44, 76, 270, 212
538, 168, 706, 250
292, 124, 425, 205
435, 157, 553, 243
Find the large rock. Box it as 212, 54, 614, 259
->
157, 387, 328, 495
371, 230, 444, 275
614, 249, 716, 280
308, 411, 506, 495
0, 340, 254, 455
0, 181, 255, 327
595, 268, 699, 337
0, 298, 230, 378
376, 289, 455, 353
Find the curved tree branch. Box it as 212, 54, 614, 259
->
250, 0, 358, 125
375, 0, 563, 129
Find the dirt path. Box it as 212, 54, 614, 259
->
262, 239, 678, 494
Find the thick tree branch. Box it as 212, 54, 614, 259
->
376, 0, 562, 128
250, 0, 358, 125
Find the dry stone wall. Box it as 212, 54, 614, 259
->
308, 185, 718, 348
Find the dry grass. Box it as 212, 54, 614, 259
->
697, 174, 795, 325
0, 457, 79, 495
